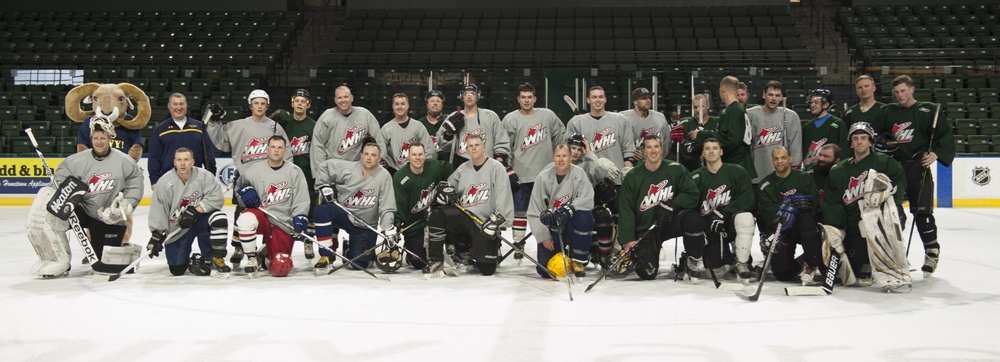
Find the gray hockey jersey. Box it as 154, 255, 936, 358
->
620, 109, 671, 153
435, 108, 512, 161
747, 105, 803, 184
53, 149, 143, 225
311, 106, 381, 170
564, 112, 636, 185
448, 158, 514, 227
526, 164, 595, 243
148, 167, 224, 243
574, 152, 611, 186
206, 116, 292, 175
314, 159, 396, 230
236, 161, 311, 233
502, 107, 566, 182
376, 118, 436, 171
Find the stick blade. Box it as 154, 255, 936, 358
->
718, 283, 745, 291
584, 282, 598, 293
784, 286, 830, 296
93, 274, 115, 283
735, 291, 759, 302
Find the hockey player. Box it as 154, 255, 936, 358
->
564, 86, 636, 185
377, 92, 436, 173
426, 134, 514, 276
618, 134, 701, 281
417, 90, 447, 158
393, 142, 454, 270
801, 89, 849, 173
502, 83, 566, 260
747, 80, 802, 184
206, 89, 292, 267
621, 87, 670, 162
844, 75, 885, 127
674, 94, 718, 171
313, 142, 397, 272
688, 76, 756, 178
148, 93, 216, 190
311, 85, 382, 168
76, 114, 143, 162
436, 83, 511, 168
270, 89, 319, 260
821, 122, 907, 288
234, 135, 311, 277
873, 75, 955, 277
527, 144, 595, 278
812, 144, 842, 200
567, 134, 619, 267
757, 146, 824, 284
737, 82, 758, 109
33, 121, 144, 277
690, 138, 757, 282
147, 147, 230, 277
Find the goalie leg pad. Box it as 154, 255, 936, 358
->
732, 212, 755, 263
860, 198, 911, 289
94, 244, 141, 275
28, 186, 74, 277
822, 225, 857, 286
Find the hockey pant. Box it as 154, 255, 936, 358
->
313, 204, 377, 269
402, 228, 428, 270
901, 159, 939, 252
769, 214, 823, 282
237, 209, 295, 265
635, 208, 703, 280
535, 210, 595, 278
427, 205, 500, 276
165, 211, 229, 267
694, 212, 755, 269
593, 206, 615, 256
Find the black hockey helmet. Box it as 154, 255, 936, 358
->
807, 89, 833, 108
458, 83, 480, 99
426, 89, 445, 102
680, 139, 702, 161
375, 247, 403, 273
292, 88, 310, 100
566, 133, 586, 148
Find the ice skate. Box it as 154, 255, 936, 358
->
684, 256, 703, 284
244, 252, 259, 278
187, 254, 212, 276
735, 262, 753, 285
799, 262, 822, 286
571, 260, 586, 278
230, 242, 245, 268
423, 261, 445, 279
210, 257, 231, 279
922, 247, 939, 278
314, 256, 331, 276
304, 240, 315, 260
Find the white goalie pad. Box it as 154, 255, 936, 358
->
821, 225, 857, 287
26, 186, 72, 277
860, 172, 912, 291
94, 244, 142, 275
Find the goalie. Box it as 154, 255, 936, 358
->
821, 122, 911, 291
27, 119, 144, 278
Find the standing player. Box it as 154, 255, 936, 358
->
417, 90, 447, 159
426, 134, 514, 276
738, 82, 758, 109
688, 76, 756, 179
206, 89, 292, 267
801, 89, 848, 173
621, 87, 670, 162
377, 92, 436, 174
747, 80, 802, 185
564, 86, 636, 185
311, 85, 382, 168
690, 138, 757, 282
757, 146, 823, 284
527, 144, 595, 278
234, 136, 311, 277
393, 142, 454, 270
148, 93, 217, 190
269, 88, 318, 259
874, 75, 955, 277
502, 83, 565, 259
436, 83, 511, 168
567, 134, 619, 267
674, 94, 719, 171
618, 135, 701, 281
147, 148, 230, 277
843, 75, 885, 127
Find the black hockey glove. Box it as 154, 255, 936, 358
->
552, 205, 574, 227
442, 112, 465, 135
657, 198, 678, 227
759, 232, 783, 256
202, 100, 226, 122
594, 179, 618, 206
148, 231, 166, 258
178, 206, 202, 229
318, 184, 337, 204
874, 131, 898, 155
435, 181, 457, 205
482, 212, 506, 236
270, 109, 291, 124
707, 209, 729, 237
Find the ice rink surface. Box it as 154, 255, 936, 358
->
1, 205, 999, 361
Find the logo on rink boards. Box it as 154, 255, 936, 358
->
973, 166, 991, 186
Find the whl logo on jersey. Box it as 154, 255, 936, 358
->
345, 189, 377, 209
753, 126, 783, 150
780, 189, 798, 201
700, 185, 732, 216
396, 137, 419, 166
639, 180, 673, 212
241, 137, 271, 162
803, 138, 828, 167
261, 182, 291, 207
411, 183, 435, 213
338, 124, 367, 155
592, 127, 618, 153
169, 192, 200, 223
288, 135, 310, 156
86, 173, 115, 196
843, 170, 868, 205
460, 183, 490, 207
892, 122, 914, 144
458, 128, 486, 156
550, 194, 571, 210
633, 127, 658, 148
520, 123, 546, 151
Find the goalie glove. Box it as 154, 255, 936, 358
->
97, 192, 133, 225
481, 212, 506, 236
47, 176, 87, 220
318, 184, 338, 204
202, 100, 226, 122
435, 181, 457, 205
597, 157, 621, 180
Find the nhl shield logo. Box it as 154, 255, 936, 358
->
973, 167, 991, 186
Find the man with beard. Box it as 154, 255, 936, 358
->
757, 146, 823, 284
621, 87, 670, 162
801, 89, 848, 173
418, 90, 448, 159
812, 144, 842, 202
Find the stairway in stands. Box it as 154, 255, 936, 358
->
791, 0, 854, 86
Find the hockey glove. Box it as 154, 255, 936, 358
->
539, 209, 556, 227
293, 215, 309, 235
597, 157, 622, 180
759, 232, 783, 256
594, 179, 618, 206
270, 109, 291, 124
657, 198, 678, 227
318, 184, 337, 204
707, 210, 728, 238
237, 186, 261, 208
775, 203, 800, 233
552, 205, 575, 227
202, 100, 226, 122
148, 231, 166, 258
435, 181, 457, 205
442, 112, 465, 135
178, 206, 202, 229
482, 212, 506, 236
670, 123, 686, 143
507, 168, 520, 192
874, 131, 898, 155
97, 192, 133, 225
47, 175, 87, 220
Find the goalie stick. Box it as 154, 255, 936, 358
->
257, 208, 389, 281
784, 247, 841, 296
451, 203, 561, 281
736, 222, 783, 302
906, 102, 940, 257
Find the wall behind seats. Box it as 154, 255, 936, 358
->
349, 0, 788, 9
1, 0, 286, 11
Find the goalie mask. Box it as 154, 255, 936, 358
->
375, 247, 403, 273
849, 122, 876, 143
90, 115, 117, 139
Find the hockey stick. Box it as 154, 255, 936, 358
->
736, 222, 783, 302
563, 95, 579, 114
257, 208, 389, 281
327, 201, 429, 267
451, 203, 560, 280
497, 231, 533, 263
550, 227, 574, 301
97, 227, 185, 282
585, 222, 660, 293
448, 106, 461, 166
25, 127, 102, 267
703, 235, 745, 291
906, 103, 940, 257
326, 220, 421, 275
785, 246, 841, 296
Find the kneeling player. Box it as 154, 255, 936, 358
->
234, 136, 310, 278
758, 146, 824, 285
313, 142, 397, 273
147, 148, 231, 277
567, 133, 620, 268
393, 142, 453, 270
527, 144, 595, 278
618, 135, 701, 281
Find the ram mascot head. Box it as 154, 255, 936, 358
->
64, 83, 151, 130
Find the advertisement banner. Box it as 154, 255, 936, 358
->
949, 156, 1000, 207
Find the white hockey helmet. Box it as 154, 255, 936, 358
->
848, 121, 876, 142
247, 89, 269, 105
